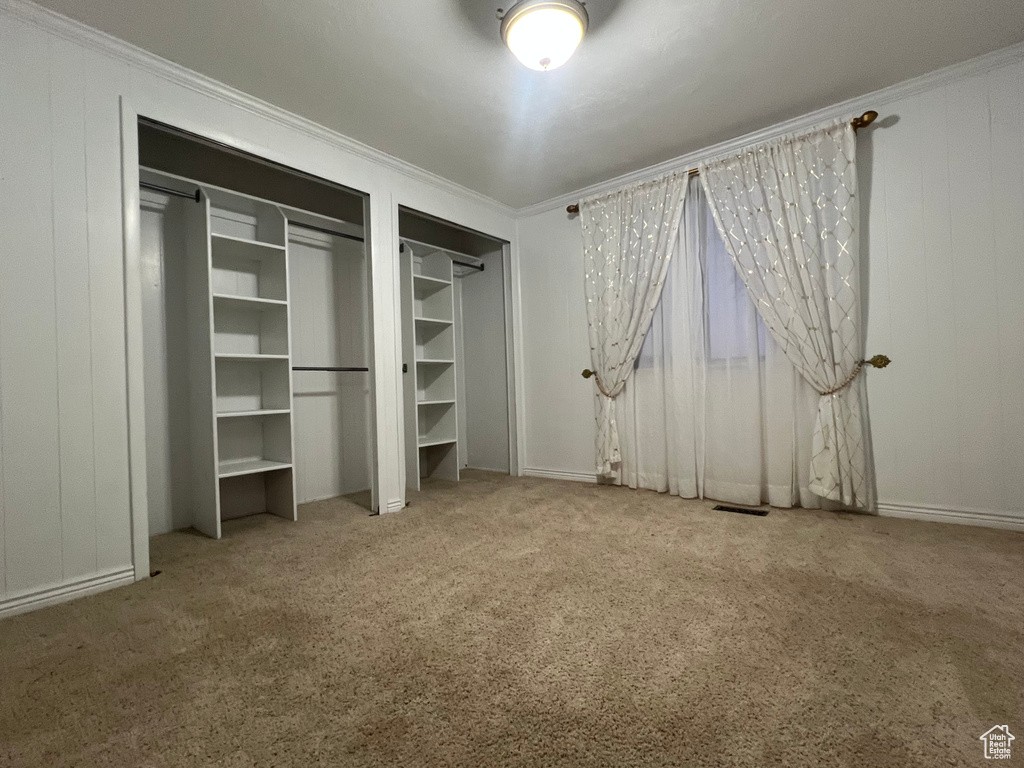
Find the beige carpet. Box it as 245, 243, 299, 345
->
1, 471, 1022, 767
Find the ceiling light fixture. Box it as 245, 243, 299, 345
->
500, 0, 589, 72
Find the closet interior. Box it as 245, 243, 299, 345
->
398, 208, 515, 491
138, 120, 375, 539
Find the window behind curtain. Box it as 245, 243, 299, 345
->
636, 187, 766, 369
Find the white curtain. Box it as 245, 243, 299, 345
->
616, 178, 823, 508
581, 173, 688, 476
699, 121, 869, 507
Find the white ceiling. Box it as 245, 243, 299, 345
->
35, 0, 1024, 208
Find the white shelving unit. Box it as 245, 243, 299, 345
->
177, 178, 297, 538
400, 239, 460, 489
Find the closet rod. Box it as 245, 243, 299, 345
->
565, 110, 880, 214
288, 220, 365, 243
292, 366, 370, 372
453, 260, 485, 273
140, 181, 201, 202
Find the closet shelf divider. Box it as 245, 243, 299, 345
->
217, 409, 291, 419
418, 438, 458, 449
413, 273, 451, 287
218, 459, 293, 479
210, 232, 286, 252
215, 353, 290, 361
213, 293, 288, 309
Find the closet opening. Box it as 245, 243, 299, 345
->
398, 207, 517, 493
137, 119, 377, 546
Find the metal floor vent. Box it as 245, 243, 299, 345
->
714, 504, 769, 517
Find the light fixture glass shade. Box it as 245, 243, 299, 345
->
501, 0, 589, 72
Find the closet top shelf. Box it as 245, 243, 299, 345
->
400, 236, 478, 264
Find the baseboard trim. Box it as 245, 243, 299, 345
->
877, 503, 1024, 532
0, 567, 136, 620
384, 499, 406, 514
523, 467, 597, 484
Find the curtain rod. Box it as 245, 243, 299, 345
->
566, 110, 879, 214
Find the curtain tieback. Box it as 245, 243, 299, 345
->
582, 369, 617, 399
818, 355, 892, 396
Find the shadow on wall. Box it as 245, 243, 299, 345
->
857, 112, 899, 513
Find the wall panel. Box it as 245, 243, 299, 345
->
82, 42, 135, 572
0, 21, 63, 593
51, 35, 99, 580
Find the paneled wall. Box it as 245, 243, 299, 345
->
0, 21, 135, 601
517, 52, 1024, 527
0, 4, 516, 615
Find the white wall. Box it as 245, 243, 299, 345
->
517, 49, 1024, 528
0, 1, 518, 616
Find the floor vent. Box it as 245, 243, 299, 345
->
714, 504, 768, 517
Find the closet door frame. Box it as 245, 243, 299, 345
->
391, 205, 523, 500
120, 98, 389, 580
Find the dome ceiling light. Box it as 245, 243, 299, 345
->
499, 0, 589, 72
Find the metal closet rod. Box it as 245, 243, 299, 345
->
140, 180, 201, 201
288, 220, 364, 244
293, 366, 370, 372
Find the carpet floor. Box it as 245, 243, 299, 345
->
1, 471, 1022, 767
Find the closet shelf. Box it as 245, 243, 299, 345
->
211, 232, 286, 256
413, 274, 452, 287
213, 293, 288, 310
416, 358, 455, 365
217, 409, 291, 419
418, 438, 457, 449
414, 316, 453, 327
418, 399, 456, 407
215, 353, 290, 361
218, 458, 292, 479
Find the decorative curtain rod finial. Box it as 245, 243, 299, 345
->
851, 110, 878, 131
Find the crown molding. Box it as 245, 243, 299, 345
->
515, 40, 1024, 218
0, 0, 515, 219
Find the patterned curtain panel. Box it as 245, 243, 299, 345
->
581, 174, 687, 477
699, 121, 868, 506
